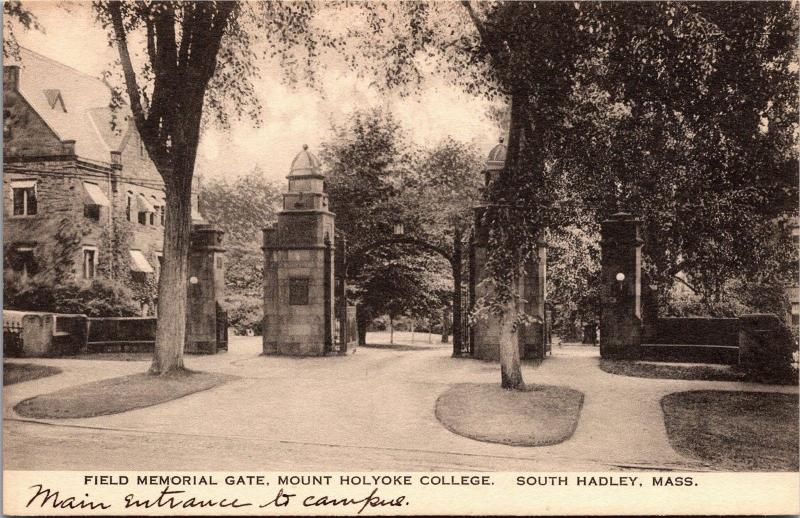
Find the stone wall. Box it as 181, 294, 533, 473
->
3, 309, 86, 357
640, 317, 740, 364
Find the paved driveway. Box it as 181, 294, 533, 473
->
4, 335, 797, 471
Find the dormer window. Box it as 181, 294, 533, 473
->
43, 89, 66, 112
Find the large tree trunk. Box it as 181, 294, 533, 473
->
356, 305, 369, 346
499, 295, 525, 390
150, 172, 194, 374
441, 306, 450, 343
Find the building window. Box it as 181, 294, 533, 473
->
160, 205, 165, 225
136, 193, 155, 225
84, 204, 100, 220
126, 193, 133, 222
11, 180, 37, 216
289, 277, 310, 305
82, 182, 109, 221
11, 246, 36, 281
82, 247, 97, 279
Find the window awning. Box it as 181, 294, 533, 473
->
82, 182, 110, 207
136, 194, 155, 213
129, 250, 154, 273
11, 180, 37, 189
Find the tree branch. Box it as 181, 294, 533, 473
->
109, 2, 147, 133
144, 6, 157, 67
672, 273, 699, 295
460, 0, 488, 42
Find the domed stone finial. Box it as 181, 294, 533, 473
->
484, 137, 508, 173
289, 143, 323, 179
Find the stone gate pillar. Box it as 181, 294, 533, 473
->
262, 145, 337, 356
470, 137, 548, 361
600, 212, 642, 359
519, 239, 548, 358
185, 223, 226, 354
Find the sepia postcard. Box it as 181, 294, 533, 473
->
2, 1, 799, 515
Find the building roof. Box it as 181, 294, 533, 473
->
9, 47, 133, 164
484, 137, 507, 172
288, 144, 323, 177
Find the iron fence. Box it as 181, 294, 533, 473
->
3, 322, 24, 357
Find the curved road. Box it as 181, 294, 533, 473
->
4, 335, 797, 471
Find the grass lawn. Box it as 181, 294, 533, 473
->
435, 383, 584, 446
661, 390, 799, 471
601, 359, 745, 382
14, 370, 237, 419
4, 362, 62, 386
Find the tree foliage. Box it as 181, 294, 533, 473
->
200, 166, 282, 334
322, 109, 429, 321
457, 1, 798, 312
407, 137, 483, 244
200, 165, 281, 246
3, 1, 42, 59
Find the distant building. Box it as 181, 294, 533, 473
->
3, 48, 203, 313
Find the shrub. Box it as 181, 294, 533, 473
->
738, 314, 798, 385
224, 293, 262, 335
5, 278, 140, 317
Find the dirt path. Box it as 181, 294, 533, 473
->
4, 335, 797, 471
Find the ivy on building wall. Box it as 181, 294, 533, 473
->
98, 215, 158, 314
4, 215, 151, 317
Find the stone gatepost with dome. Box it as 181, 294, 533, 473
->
262, 145, 338, 356
469, 137, 549, 361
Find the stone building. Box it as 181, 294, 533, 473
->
3, 48, 204, 314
